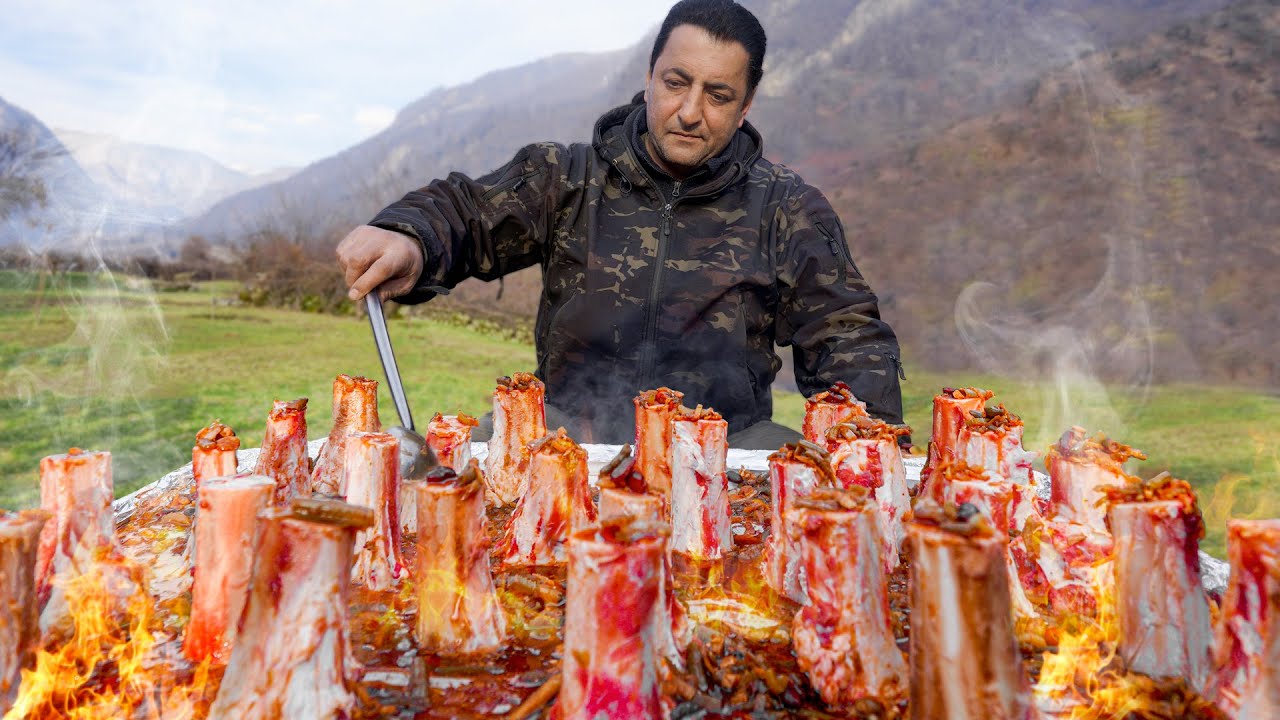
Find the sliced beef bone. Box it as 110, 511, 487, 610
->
207, 498, 372, 719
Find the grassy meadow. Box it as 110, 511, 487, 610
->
2, 270, 1276, 555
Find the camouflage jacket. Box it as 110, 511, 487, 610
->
370, 98, 905, 442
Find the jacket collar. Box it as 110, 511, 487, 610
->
592, 93, 762, 197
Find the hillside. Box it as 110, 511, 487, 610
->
824, 0, 1280, 387
54, 129, 296, 225
0, 97, 102, 248
180, 0, 1275, 387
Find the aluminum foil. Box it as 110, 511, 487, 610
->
116, 440, 1230, 594
112, 439, 327, 526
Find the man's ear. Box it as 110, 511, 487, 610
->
737, 91, 755, 128
643, 71, 652, 104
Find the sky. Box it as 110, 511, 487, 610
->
0, 0, 674, 175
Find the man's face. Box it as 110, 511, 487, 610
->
644, 24, 754, 180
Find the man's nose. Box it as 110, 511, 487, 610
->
676, 91, 703, 128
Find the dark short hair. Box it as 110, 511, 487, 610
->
649, 0, 767, 99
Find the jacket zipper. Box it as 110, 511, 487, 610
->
816, 223, 847, 282
636, 170, 673, 385
888, 353, 907, 380
660, 181, 681, 236
634, 165, 741, 383
481, 169, 539, 202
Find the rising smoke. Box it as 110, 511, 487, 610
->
953, 15, 1159, 454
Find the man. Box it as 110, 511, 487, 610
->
337, 0, 905, 448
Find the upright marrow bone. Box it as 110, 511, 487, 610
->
192, 421, 240, 485
921, 387, 992, 500
183, 473, 275, 664
311, 374, 380, 495
598, 446, 665, 523
255, 398, 311, 504
764, 441, 836, 603
1047, 427, 1145, 533
426, 412, 479, 473
956, 404, 1035, 486
1105, 475, 1213, 694
596, 447, 689, 664
415, 460, 506, 656
633, 388, 684, 495
907, 500, 1039, 720
790, 487, 906, 709
500, 428, 596, 566
207, 498, 373, 720
36, 449, 115, 605
554, 519, 671, 720
801, 381, 867, 445
343, 431, 406, 590
1214, 519, 1280, 719
825, 417, 912, 569
486, 372, 547, 506
669, 406, 731, 560
0, 509, 50, 714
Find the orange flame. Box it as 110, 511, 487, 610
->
5, 549, 214, 719
1033, 561, 1122, 717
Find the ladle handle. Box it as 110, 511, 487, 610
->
366, 293, 414, 432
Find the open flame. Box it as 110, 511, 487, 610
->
1034, 556, 1223, 719
1034, 563, 1121, 714
5, 549, 213, 720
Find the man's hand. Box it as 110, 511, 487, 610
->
336, 225, 425, 301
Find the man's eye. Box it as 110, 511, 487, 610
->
665, 79, 683, 90
710, 94, 728, 104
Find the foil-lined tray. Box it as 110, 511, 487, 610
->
112, 441, 1231, 594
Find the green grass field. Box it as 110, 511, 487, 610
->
3, 270, 1276, 555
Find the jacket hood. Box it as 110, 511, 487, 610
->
592, 92, 763, 195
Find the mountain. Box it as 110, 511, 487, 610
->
181, 0, 1278, 387
0, 96, 105, 249
189, 1, 1233, 245
821, 0, 1280, 386
184, 48, 644, 246
53, 129, 296, 225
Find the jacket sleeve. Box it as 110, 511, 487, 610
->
775, 183, 907, 427
366, 142, 569, 304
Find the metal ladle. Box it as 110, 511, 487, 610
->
365, 293, 438, 480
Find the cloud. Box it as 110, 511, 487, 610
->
0, 0, 674, 172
